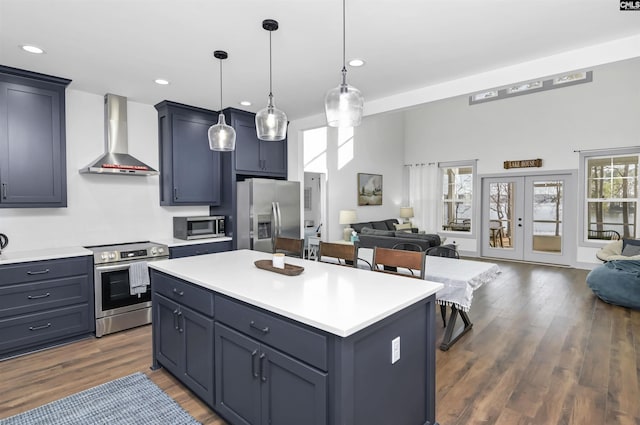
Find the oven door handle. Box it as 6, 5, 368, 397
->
95, 263, 132, 272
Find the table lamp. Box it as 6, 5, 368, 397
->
400, 206, 414, 224
339, 209, 357, 241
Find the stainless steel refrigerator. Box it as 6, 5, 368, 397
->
237, 178, 301, 253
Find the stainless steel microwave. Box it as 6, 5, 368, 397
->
173, 216, 225, 240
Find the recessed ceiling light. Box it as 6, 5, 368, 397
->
21, 45, 45, 54
154, 79, 170, 85
348, 58, 365, 67
240, 100, 252, 106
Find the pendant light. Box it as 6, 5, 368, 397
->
208, 50, 236, 151
255, 19, 288, 141
324, 0, 363, 128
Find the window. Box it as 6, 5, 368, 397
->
583, 152, 639, 241
440, 163, 474, 232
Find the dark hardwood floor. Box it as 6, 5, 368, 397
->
1, 259, 638, 424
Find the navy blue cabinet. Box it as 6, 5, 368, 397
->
0, 255, 94, 359
215, 322, 327, 425
155, 101, 222, 206
225, 108, 287, 178
168, 240, 232, 259
0, 66, 70, 208
154, 293, 215, 406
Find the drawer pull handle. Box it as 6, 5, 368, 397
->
172, 288, 184, 296
29, 323, 51, 331
259, 353, 267, 382
251, 350, 259, 378
250, 321, 270, 334
27, 292, 51, 300
27, 269, 50, 275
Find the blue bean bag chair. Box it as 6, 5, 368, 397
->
586, 260, 640, 310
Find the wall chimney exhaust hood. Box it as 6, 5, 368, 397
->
79, 93, 158, 176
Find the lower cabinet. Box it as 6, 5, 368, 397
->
214, 322, 327, 425
155, 294, 214, 406
168, 240, 232, 259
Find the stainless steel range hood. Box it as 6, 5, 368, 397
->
79, 93, 158, 176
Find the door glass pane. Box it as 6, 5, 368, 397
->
532, 180, 562, 253
488, 182, 514, 248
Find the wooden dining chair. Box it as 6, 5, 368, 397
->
274, 237, 304, 258
317, 241, 373, 269
372, 246, 426, 279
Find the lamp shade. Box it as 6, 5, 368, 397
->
208, 113, 236, 151
400, 207, 414, 219
255, 94, 287, 141
339, 209, 357, 225
325, 81, 364, 128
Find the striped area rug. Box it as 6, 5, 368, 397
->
0, 372, 200, 425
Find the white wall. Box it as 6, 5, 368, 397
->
301, 112, 406, 242
403, 57, 640, 264
0, 90, 209, 252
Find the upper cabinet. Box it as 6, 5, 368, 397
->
0, 66, 71, 208
225, 108, 287, 178
155, 101, 222, 206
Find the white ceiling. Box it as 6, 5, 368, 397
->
1, 0, 639, 121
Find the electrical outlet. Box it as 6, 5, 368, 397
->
391, 336, 400, 364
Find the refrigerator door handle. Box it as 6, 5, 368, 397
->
271, 202, 278, 251
275, 201, 282, 238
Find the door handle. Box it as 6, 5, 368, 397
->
174, 188, 178, 200
251, 349, 259, 378
173, 309, 179, 330
259, 353, 267, 382
27, 292, 51, 300
27, 269, 50, 275
177, 311, 183, 333
29, 323, 52, 331
249, 320, 270, 334
1, 183, 6, 199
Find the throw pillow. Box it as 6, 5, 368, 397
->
394, 222, 412, 231
622, 243, 640, 257
360, 227, 395, 237
622, 238, 640, 251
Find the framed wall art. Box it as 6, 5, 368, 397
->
357, 173, 383, 206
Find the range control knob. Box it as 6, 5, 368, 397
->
150, 247, 157, 255
158, 247, 165, 254
109, 252, 116, 260
101, 253, 108, 261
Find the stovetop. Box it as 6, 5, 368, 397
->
85, 241, 169, 264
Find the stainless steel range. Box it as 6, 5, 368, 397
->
85, 241, 169, 337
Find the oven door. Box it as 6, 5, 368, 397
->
95, 261, 152, 319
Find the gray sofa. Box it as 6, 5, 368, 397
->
352, 220, 441, 252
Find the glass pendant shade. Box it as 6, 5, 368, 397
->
208, 113, 236, 151
325, 79, 364, 128
256, 94, 287, 141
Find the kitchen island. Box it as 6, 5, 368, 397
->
149, 249, 442, 425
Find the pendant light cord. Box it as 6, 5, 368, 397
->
342, 0, 346, 71
219, 59, 223, 110
269, 30, 273, 96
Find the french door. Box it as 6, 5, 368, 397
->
481, 173, 575, 265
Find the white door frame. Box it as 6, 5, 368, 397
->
481, 170, 577, 266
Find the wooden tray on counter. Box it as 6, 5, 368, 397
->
254, 260, 304, 276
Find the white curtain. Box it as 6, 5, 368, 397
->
407, 163, 439, 233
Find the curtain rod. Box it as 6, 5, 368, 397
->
404, 162, 435, 167
573, 146, 640, 153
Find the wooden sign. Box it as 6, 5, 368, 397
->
503, 158, 542, 169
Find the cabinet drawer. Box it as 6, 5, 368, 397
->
0, 275, 90, 318
0, 304, 91, 355
152, 272, 214, 317
169, 241, 232, 259
215, 296, 327, 371
0, 256, 91, 286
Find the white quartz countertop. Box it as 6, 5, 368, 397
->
152, 236, 233, 247
149, 249, 443, 337
0, 246, 92, 265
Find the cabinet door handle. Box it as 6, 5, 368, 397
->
27, 292, 51, 300
1, 183, 6, 199
249, 320, 270, 334
172, 288, 184, 296
174, 188, 178, 200
173, 309, 179, 330
259, 353, 267, 382
27, 269, 50, 275
251, 349, 259, 378
177, 311, 183, 333
29, 323, 51, 331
